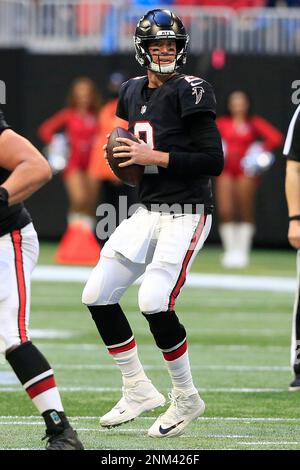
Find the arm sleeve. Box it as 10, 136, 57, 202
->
38, 108, 70, 144
251, 115, 283, 151
0, 108, 11, 135
283, 107, 300, 162
167, 112, 224, 178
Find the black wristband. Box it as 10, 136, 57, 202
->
288, 214, 300, 222
0, 187, 9, 207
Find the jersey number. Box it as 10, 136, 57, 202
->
134, 122, 159, 175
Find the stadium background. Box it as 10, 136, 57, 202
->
1, 0, 300, 451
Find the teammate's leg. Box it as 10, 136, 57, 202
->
139, 213, 211, 437
0, 224, 83, 449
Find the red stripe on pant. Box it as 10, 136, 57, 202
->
168, 214, 206, 311
163, 340, 187, 362
26, 375, 56, 399
108, 338, 136, 355
11, 230, 28, 343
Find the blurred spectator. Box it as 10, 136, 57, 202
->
76, 0, 108, 35
38, 77, 101, 264
87, 72, 138, 240
88, 72, 127, 185
216, 91, 283, 268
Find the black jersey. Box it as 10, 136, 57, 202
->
116, 73, 219, 210
0, 108, 31, 236
283, 104, 300, 161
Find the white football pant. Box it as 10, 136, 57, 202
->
82, 207, 212, 313
0, 223, 39, 353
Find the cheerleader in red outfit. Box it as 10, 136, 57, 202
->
38, 77, 101, 264
216, 91, 283, 268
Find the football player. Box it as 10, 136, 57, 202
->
0, 108, 83, 449
82, 9, 224, 437
284, 103, 300, 391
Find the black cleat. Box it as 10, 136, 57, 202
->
289, 374, 300, 392
43, 427, 84, 450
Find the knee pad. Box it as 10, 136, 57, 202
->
82, 265, 105, 305
138, 269, 171, 314
0, 322, 21, 354
82, 255, 129, 306
142, 310, 186, 350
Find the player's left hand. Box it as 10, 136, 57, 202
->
113, 137, 157, 167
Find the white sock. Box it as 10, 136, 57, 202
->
32, 389, 64, 414
24, 371, 64, 413
162, 341, 198, 396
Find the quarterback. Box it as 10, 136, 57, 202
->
82, 9, 224, 437
0, 108, 83, 449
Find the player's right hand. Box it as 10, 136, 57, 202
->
288, 221, 300, 249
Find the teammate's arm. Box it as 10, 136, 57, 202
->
0, 128, 52, 205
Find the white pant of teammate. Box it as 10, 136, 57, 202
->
82, 207, 212, 311
0, 223, 39, 353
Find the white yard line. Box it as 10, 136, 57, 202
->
32, 343, 289, 352
0, 386, 288, 393
33, 364, 292, 372
28, 327, 290, 338
30, 329, 77, 339
33, 266, 296, 292
1, 416, 300, 422
238, 442, 300, 446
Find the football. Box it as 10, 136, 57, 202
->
106, 127, 144, 187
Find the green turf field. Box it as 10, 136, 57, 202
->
0, 244, 300, 450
